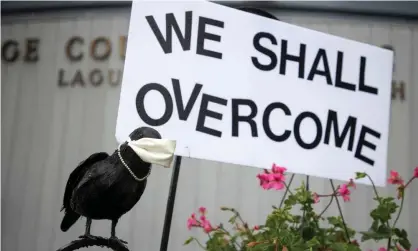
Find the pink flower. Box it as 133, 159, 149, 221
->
199, 215, 206, 222
378, 248, 387, 251
257, 173, 270, 182
388, 170, 404, 185
348, 179, 356, 189
414, 166, 418, 178
272, 163, 287, 174
257, 173, 271, 189
257, 165, 288, 191
253, 225, 260, 230
198, 206, 206, 215
312, 192, 320, 203
201, 219, 213, 233
270, 173, 286, 182
267, 181, 285, 190
257, 172, 286, 190
187, 213, 198, 230
338, 184, 351, 202
261, 182, 271, 190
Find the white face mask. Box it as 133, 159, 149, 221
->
126, 137, 177, 168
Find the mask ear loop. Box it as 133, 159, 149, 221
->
118, 137, 151, 182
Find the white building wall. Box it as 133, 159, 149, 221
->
1, 8, 417, 251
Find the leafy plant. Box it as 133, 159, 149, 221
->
184, 165, 418, 251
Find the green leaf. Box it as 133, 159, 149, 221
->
371, 221, 379, 231
376, 224, 391, 235
230, 235, 238, 244
302, 226, 315, 241
359, 230, 391, 241
401, 229, 408, 238
306, 236, 320, 247
293, 215, 302, 223
399, 238, 411, 250
327, 216, 340, 226
228, 215, 237, 224
355, 172, 367, 179
183, 237, 194, 245
360, 234, 372, 242
330, 242, 346, 251
370, 199, 399, 223
347, 243, 362, 251
394, 228, 403, 238
211, 231, 224, 239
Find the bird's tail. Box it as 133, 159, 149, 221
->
60, 209, 80, 232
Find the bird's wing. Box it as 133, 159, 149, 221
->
61, 152, 109, 212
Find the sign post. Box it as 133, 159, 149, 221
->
116, 0, 394, 249
159, 156, 182, 251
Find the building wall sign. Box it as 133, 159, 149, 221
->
1, 35, 128, 88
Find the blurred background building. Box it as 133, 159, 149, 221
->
2, 1, 417, 251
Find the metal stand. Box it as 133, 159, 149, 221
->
329, 179, 350, 242
159, 156, 182, 251
279, 173, 295, 208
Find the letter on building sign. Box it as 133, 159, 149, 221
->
71, 70, 86, 87
1, 40, 19, 62
90, 37, 111, 61
89, 69, 104, 87
57, 69, 69, 87
381, 45, 406, 101
24, 38, 40, 62
1, 38, 40, 63
119, 36, 127, 60
66, 36, 84, 62
381, 44, 395, 73
392, 80, 405, 101
109, 69, 122, 86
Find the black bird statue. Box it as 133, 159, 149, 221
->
60, 126, 175, 247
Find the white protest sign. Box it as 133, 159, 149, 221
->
116, 0, 393, 186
